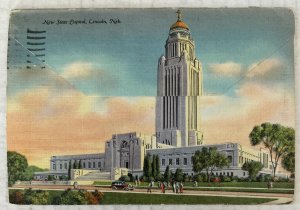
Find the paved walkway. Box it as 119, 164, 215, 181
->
10, 184, 293, 204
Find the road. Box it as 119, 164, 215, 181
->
10, 184, 293, 205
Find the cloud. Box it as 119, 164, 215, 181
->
60, 62, 120, 95
246, 58, 284, 80
7, 87, 155, 168
201, 82, 295, 146
61, 62, 95, 80
208, 62, 243, 77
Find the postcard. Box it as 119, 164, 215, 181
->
6, 8, 295, 205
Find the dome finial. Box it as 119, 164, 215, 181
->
176, 9, 182, 21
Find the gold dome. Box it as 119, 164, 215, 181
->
170, 20, 189, 30
170, 10, 189, 30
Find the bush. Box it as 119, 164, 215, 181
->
277, 177, 289, 182
256, 174, 265, 182
85, 190, 104, 204
127, 173, 134, 182
24, 189, 50, 205
193, 173, 203, 182
221, 176, 231, 182
59, 189, 87, 205
119, 175, 131, 182
264, 175, 272, 182
9, 190, 25, 204
231, 176, 239, 182
156, 173, 164, 181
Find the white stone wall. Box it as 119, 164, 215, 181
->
50, 153, 105, 173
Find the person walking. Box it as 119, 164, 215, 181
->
147, 181, 153, 193
172, 181, 175, 193
179, 182, 183, 193
161, 181, 165, 193
175, 182, 179, 194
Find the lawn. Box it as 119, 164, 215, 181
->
9, 189, 277, 205
101, 192, 276, 204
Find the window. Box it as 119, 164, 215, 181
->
183, 158, 187, 165
227, 155, 232, 163
64, 163, 67, 169
60, 164, 62, 169
93, 162, 96, 168
216, 172, 218, 175
88, 162, 91, 168
98, 162, 101, 168
243, 172, 246, 176
227, 172, 229, 176
53, 164, 56, 170
83, 162, 86, 168
169, 159, 173, 165
231, 172, 233, 176
162, 159, 165, 166
176, 158, 180, 165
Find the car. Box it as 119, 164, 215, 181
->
111, 181, 134, 191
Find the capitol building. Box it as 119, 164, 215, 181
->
35, 11, 281, 181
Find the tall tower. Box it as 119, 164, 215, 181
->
156, 10, 203, 147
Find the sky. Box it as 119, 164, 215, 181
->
7, 8, 295, 168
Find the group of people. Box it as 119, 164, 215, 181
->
147, 180, 184, 194
171, 181, 184, 194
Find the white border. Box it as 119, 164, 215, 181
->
0, 0, 299, 210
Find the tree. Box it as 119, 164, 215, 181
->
24, 166, 47, 181
242, 161, 263, 180
78, 160, 82, 169
73, 160, 78, 169
282, 150, 295, 175
155, 155, 160, 179
68, 160, 72, 180
143, 154, 152, 178
164, 165, 171, 182
249, 123, 295, 177
192, 147, 229, 182
174, 168, 184, 182
151, 155, 157, 180
7, 151, 28, 186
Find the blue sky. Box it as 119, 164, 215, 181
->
8, 8, 294, 97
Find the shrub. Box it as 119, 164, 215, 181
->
193, 173, 203, 182
85, 190, 104, 204
264, 175, 272, 182
119, 175, 131, 182
9, 190, 25, 204
59, 189, 87, 205
127, 173, 134, 182
256, 174, 265, 182
277, 177, 289, 182
222, 176, 231, 182
231, 176, 239, 182
24, 189, 50, 205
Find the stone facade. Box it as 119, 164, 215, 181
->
146, 142, 273, 177
156, 12, 203, 147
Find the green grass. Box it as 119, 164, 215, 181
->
101, 192, 276, 204
185, 187, 294, 194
